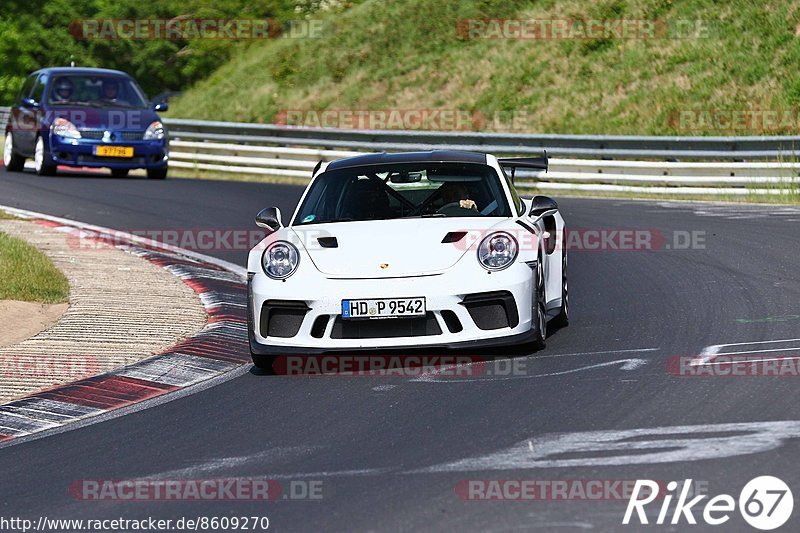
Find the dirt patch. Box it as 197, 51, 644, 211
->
0, 300, 68, 347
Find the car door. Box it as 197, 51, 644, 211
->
13, 73, 40, 155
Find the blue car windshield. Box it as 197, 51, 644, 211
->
48, 75, 148, 109
294, 162, 512, 225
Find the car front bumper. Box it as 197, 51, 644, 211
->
48, 134, 168, 169
248, 261, 537, 355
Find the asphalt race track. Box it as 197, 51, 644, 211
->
1, 166, 799, 532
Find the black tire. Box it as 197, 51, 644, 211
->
552, 247, 570, 328
251, 354, 277, 374
34, 136, 57, 176
3, 132, 25, 172
147, 166, 168, 180
111, 168, 130, 178
531, 256, 547, 350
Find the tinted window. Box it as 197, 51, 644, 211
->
47, 75, 148, 108
17, 74, 37, 103
30, 74, 48, 103
295, 162, 512, 225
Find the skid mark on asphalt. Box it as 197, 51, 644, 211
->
414, 420, 800, 471
654, 202, 800, 221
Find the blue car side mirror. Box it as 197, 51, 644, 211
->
153, 102, 168, 112
21, 97, 39, 108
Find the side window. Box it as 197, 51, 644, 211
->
30, 74, 48, 103
501, 167, 525, 216
17, 74, 37, 103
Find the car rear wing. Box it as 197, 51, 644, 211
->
498, 152, 548, 182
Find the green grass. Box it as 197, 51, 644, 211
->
168, 0, 800, 135
0, 231, 70, 303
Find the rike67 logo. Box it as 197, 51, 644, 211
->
623, 476, 793, 530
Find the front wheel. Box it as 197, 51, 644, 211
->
3, 132, 25, 172
147, 166, 168, 180
530, 257, 547, 350
552, 248, 569, 328
34, 136, 57, 176
251, 354, 277, 374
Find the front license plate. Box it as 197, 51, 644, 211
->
341, 298, 426, 319
94, 145, 134, 157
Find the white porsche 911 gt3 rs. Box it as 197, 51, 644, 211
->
246, 150, 568, 368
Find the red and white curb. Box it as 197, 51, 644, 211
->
0, 206, 251, 444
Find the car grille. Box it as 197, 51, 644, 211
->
330, 313, 442, 339
76, 155, 146, 165
78, 129, 145, 141
260, 300, 310, 338
461, 291, 519, 330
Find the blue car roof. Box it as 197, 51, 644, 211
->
32, 67, 132, 78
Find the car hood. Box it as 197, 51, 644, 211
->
291, 218, 507, 278
47, 105, 159, 131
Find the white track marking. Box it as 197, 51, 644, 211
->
532, 347, 659, 360
693, 338, 800, 366
411, 347, 658, 383
415, 358, 648, 383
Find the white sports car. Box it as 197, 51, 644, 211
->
246, 150, 568, 368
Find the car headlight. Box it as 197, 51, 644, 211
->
477, 232, 518, 271
144, 121, 165, 140
52, 118, 81, 139
262, 241, 300, 279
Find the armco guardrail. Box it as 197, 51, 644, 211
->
2, 107, 799, 195
162, 118, 800, 160
162, 119, 800, 195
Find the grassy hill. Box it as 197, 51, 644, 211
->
169, 0, 800, 135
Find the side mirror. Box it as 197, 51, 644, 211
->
153, 102, 168, 112
529, 195, 558, 217
255, 207, 282, 233
21, 97, 39, 108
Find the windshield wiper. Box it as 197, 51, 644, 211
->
420, 213, 446, 218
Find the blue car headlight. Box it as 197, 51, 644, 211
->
144, 121, 165, 140
52, 118, 81, 139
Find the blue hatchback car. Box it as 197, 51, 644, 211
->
3, 67, 169, 179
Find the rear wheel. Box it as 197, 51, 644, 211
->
552, 248, 570, 328
111, 168, 130, 178
531, 257, 547, 350
147, 166, 167, 180
34, 136, 57, 176
3, 132, 25, 172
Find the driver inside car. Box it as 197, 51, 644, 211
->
52, 78, 74, 103
438, 182, 478, 211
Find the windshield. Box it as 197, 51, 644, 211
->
47, 75, 148, 108
293, 162, 512, 225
